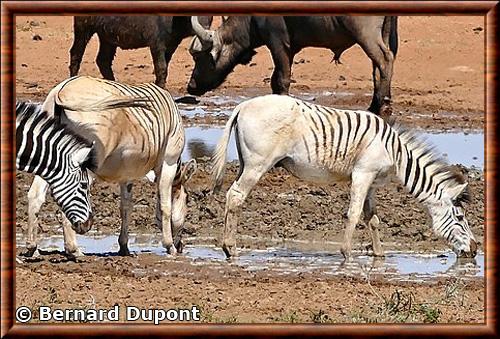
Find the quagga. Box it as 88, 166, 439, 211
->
26, 76, 196, 257
211, 94, 477, 259
16, 101, 95, 248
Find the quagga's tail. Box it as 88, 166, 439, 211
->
211, 108, 240, 193
55, 95, 152, 113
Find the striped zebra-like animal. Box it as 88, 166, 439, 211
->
16, 102, 95, 242
212, 95, 477, 259
26, 76, 196, 257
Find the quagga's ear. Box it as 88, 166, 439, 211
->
72, 141, 95, 168
72, 146, 93, 166
450, 182, 470, 206
181, 159, 197, 184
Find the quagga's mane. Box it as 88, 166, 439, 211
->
393, 123, 470, 206
16, 101, 97, 171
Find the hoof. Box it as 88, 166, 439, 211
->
222, 243, 237, 259
22, 246, 38, 258
175, 240, 184, 254
118, 247, 131, 257
65, 248, 84, 258
163, 243, 178, 256
340, 246, 352, 261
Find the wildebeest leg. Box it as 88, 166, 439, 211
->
157, 161, 177, 254
150, 46, 167, 88
363, 187, 384, 257
358, 39, 394, 114
62, 217, 83, 257
269, 44, 292, 94
340, 170, 377, 260
69, 20, 94, 77
96, 41, 117, 81
24, 176, 49, 257
118, 182, 133, 256
159, 38, 183, 88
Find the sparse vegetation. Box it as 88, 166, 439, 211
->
270, 310, 300, 323
309, 309, 333, 324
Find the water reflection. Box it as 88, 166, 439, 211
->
17, 233, 484, 282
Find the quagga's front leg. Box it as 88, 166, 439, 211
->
62, 218, 84, 258
25, 176, 49, 257
157, 161, 178, 255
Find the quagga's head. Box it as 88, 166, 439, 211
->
49, 145, 95, 235
170, 159, 197, 253
431, 182, 477, 258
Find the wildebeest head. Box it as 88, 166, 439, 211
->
188, 16, 257, 96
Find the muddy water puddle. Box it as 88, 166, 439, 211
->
184, 125, 484, 168
421, 130, 484, 168
18, 233, 484, 283
178, 91, 358, 118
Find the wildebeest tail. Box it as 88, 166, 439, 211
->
211, 107, 240, 193
383, 16, 399, 58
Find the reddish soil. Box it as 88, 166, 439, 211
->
14, 15, 485, 324
15, 16, 484, 129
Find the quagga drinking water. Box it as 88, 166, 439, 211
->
211, 94, 477, 259
26, 76, 196, 257
16, 101, 95, 248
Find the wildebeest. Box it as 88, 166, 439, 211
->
188, 16, 398, 114
69, 16, 212, 88
211, 95, 476, 259
26, 76, 196, 257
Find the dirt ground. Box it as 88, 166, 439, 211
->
14, 15, 485, 324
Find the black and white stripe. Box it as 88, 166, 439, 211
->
79, 79, 184, 168
296, 100, 472, 242
16, 101, 94, 224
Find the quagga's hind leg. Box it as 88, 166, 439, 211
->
363, 187, 384, 257
223, 165, 271, 258
157, 161, 178, 255
340, 170, 378, 260
118, 182, 134, 256
25, 176, 49, 257
62, 218, 83, 258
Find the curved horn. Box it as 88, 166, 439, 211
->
191, 16, 214, 43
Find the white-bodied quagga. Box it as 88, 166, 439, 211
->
16, 101, 95, 242
26, 76, 196, 258
211, 94, 477, 259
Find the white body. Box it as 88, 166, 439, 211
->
212, 95, 476, 259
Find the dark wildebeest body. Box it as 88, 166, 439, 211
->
188, 16, 398, 114
69, 16, 212, 88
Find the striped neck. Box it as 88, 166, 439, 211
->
16, 101, 95, 180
